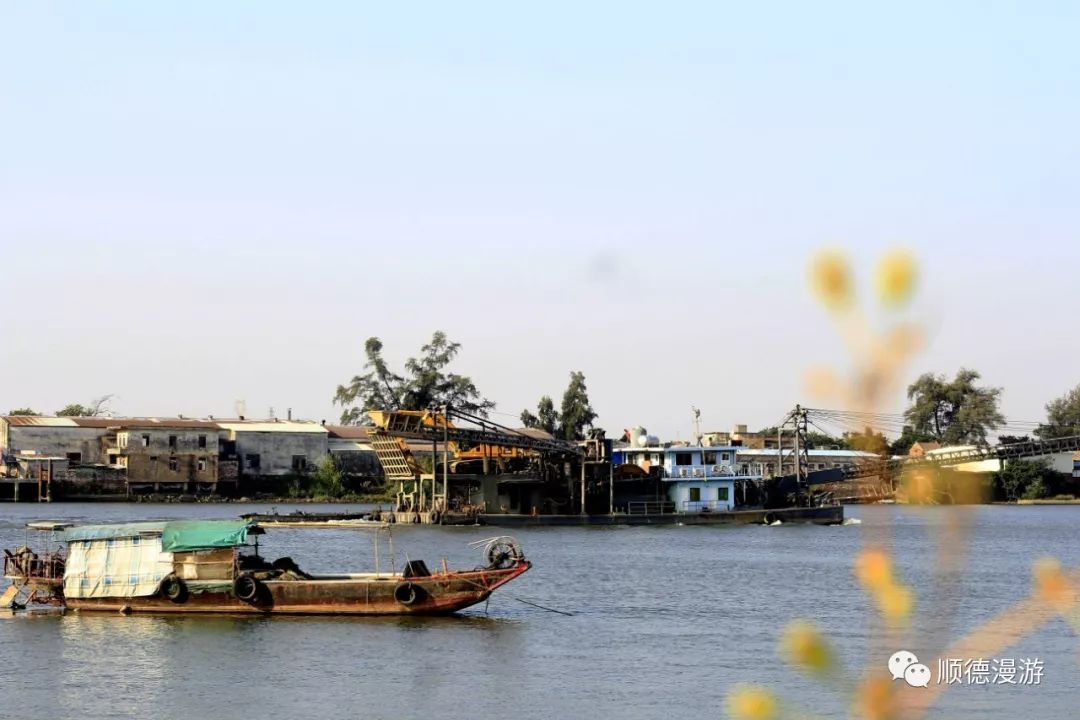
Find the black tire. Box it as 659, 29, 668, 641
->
763, 512, 777, 525
160, 574, 188, 603
233, 573, 261, 602
394, 581, 421, 606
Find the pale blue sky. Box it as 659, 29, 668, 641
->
2, 2, 1078, 438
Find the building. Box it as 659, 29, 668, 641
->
326, 425, 380, 476
104, 420, 225, 489
735, 448, 879, 478
908, 441, 942, 458
216, 420, 330, 477
1, 415, 117, 471
700, 424, 794, 450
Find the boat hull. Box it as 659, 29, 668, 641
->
64, 563, 530, 616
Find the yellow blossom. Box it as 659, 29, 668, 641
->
780, 620, 834, 675
852, 676, 897, 720
876, 583, 914, 624
810, 250, 854, 310
1033, 557, 1074, 609
854, 548, 894, 591
725, 684, 778, 720
875, 249, 917, 308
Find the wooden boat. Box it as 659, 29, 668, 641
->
239, 510, 388, 528
2, 520, 529, 615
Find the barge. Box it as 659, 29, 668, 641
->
2, 520, 528, 615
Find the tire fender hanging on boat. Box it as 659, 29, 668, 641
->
394, 581, 421, 606
160, 574, 189, 603
233, 573, 262, 602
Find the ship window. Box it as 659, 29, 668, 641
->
703, 451, 717, 464
717, 487, 729, 501
688, 487, 701, 502
675, 452, 693, 466
721, 452, 731, 462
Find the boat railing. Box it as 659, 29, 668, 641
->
626, 501, 676, 515
3, 549, 65, 581
680, 500, 731, 513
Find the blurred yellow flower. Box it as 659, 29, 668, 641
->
876, 583, 914, 624
852, 676, 897, 720
726, 684, 778, 720
875, 249, 917, 308
1033, 557, 1074, 609
854, 548, 894, 591
810, 250, 854, 310
780, 620, 834, 675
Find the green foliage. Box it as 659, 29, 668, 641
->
55, 395, 113, 418
334, 332, 494, 425
889, 425, 937, 455
310, 456, 345, 497
7, 408, 38, 416
558, 371, 597, 441
1036, 384, 1080, 439
520, 395, 559, 434
904, 369, 1004, 445
802, 431, 843, 449
993, 459, 1065, 501
843, 427, 889, 455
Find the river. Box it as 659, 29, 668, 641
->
2, 503, 1077, 719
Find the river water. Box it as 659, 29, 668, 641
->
2, 503, 1078, 719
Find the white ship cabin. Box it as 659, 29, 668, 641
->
662, 446, 749, 512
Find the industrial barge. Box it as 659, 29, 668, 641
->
2, 520, 528, 615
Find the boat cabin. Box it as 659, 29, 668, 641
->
662, 446, 742, 511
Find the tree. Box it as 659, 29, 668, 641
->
1036, 384, 1080, 439
558, 371, 597, 441
521, 396, 559, 434
7, 408, 38, 416
889, 425, 937, 455
993, 459, 1064, 501
843, 427, 890, 455
334, 332, 494, 425
56, 395, 114, 417
904, 369, 1004, 446
997, 435, 1031, 445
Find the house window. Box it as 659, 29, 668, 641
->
675, 452, 693, 466
292, 455, 308, 471
721, 452, 731, 462
168, 435, 177, 449
142, 434, 150, 447
149, 456, 158, 471
197, 458, 206, 471
245, 454, 261, 471
198, 435, 207, 449
717, 487, 729, 502
66, 452, 82, 463
688, 487, 701, 502
703, 451, 717, 464
168, 457, 179, 472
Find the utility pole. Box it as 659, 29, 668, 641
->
692, 407, 702, 445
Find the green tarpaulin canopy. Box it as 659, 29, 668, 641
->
62, 520, 254, 552
160, 520, 253, 552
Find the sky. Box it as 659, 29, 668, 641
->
1, 1, 1078, 440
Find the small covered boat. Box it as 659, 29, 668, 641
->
2, 519, 529, 615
